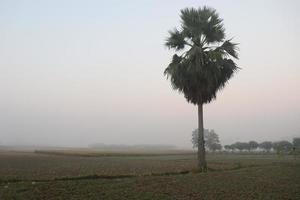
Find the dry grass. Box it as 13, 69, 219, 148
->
0, 150, 299, 199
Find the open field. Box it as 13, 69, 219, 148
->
0, 150, 299, 199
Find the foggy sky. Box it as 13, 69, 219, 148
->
0, 0, 299, 148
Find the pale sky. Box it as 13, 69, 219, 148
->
0, 0, 299, 148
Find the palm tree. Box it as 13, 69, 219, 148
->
164, 6, 239, 172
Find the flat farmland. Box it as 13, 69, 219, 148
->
0, 150, 299, 199
0, 150, 198, 181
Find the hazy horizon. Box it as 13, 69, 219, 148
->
1, 0, 299, 148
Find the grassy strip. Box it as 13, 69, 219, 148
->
55, 170, 191, 181
0, 170, 191, 185
1, 162, 275, 185
34, 150, 195, 157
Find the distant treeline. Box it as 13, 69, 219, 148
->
224, 138, 300, 153
191, 129, 300, 154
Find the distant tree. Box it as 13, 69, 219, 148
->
164, 6, 239, 171
231, 142, 249, 152
191, 129, 198, 149
205, 129, 222, 152
293, 137, 300, 150
259, 141, 273, 152
192, 129, 222, 152
244, 142, 251, 151
224, 145, 232, 151
210, 143, 222, 152
273, 141, 293, 153
248, 141, 259, 151
231, 142, 242, 151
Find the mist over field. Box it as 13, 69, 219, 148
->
0, 0, 299, 149
1, 1, 300, 200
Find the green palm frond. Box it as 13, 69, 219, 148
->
165, 28, 186, 51
164, 6, 239, 105
179, 6, 225, 44
218, 39, 239, 59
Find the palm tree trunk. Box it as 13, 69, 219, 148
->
197, 103, 207, 172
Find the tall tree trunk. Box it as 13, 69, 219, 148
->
197, 103, 207, 172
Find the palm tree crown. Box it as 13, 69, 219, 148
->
164, 6, 239, 104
